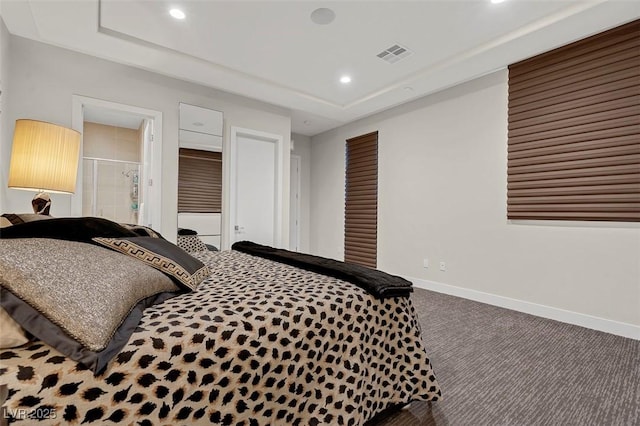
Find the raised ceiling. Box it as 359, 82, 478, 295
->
2, 1, 638, 135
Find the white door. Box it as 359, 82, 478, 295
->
289, 155, 301, 251
234, 135, 276, 246
139, 119, 153, 226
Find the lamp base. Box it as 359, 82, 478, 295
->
32, 192, 51, 215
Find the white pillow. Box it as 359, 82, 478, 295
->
0, 307, 29, 348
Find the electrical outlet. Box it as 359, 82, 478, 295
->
439, 261, 446, 272
423, 258, 429, 269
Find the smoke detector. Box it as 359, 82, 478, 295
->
377, 44, 412, 64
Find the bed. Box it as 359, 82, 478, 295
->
0, 216, 441, 425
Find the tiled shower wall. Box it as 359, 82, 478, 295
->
82, 122, 142, 223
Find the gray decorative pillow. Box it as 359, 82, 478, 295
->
93, 236, 210, 291
0, 238, 180, 373
0, 217, 11, 228
0, 307, 29, 348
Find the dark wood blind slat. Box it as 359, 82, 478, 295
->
508, 203, 640, 212
510, 96, 640, 131
347, 158, 377, 171
509, 193, 639, 204
347, 136, 378, 146
509, 183, 640, 197
508, 174, 640, 190
509, 154, 640, 175
508, 21, 640, 79
509, 46, 640, 93
509, 145, 640, 166
508, 164, 640, 183
345, 132, 378, 268
509, 89, 637, 123
347, 171, 378, 182
507, 212, 639, 221
509, 134, 639, 157
509, 69, 639, 108
178, 148, 222, 213
347, 139, 378, 149
508, 125, 640, 149
508, 116, 639, 145
508, 75, 638, 113
345, 224, 377, 232
508, 104, 640, 137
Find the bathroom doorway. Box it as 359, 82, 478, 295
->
71, 96, 162, 230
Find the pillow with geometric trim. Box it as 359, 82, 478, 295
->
0, 238, 180, 373
93, 236, 210, 291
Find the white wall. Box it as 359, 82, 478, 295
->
292, 133, 311, 253
0, 17, 10, 213
1, 34, 291, 240
311, 70, 640, 331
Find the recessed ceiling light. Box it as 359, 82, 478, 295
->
169, 8, 186, 19
491, 0, 507, 3
340, 75, 352, 84
310, 8, 335, 25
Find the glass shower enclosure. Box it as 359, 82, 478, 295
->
82, 158, 140, 224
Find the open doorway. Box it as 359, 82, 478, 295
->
71, 96, 162, 230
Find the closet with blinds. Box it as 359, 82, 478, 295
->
177, 103, 224, 248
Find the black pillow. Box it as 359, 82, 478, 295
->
0, 217, 138, 243
178, 228, 198, 236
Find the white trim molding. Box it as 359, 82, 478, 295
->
71, 95, 163, 234
407, 276, 640, 341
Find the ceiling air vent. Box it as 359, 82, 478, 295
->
377, 44, 412, 64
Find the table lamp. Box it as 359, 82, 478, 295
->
8, 119, 81, 215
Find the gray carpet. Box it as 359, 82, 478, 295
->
368, 288, 640, 426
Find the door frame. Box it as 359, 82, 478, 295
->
71, 95, 163, 231
225, 126, 284, 250
289, 154, 301, 251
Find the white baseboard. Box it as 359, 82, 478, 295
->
406, 276, 640, 341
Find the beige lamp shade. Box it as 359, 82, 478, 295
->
8, 119, 81, 194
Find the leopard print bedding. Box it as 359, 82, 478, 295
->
0, 250, 441, 425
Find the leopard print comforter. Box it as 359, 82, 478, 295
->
0, 250, 441, 425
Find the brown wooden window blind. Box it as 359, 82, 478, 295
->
507, 19, 640, 222
178, 148, 222, 213
344, 131, 378, 268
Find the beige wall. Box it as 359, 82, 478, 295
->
1, 34, 291, 239
82, 122, 141, 223
83, 122, 141, 163
310, 70, 640, 329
